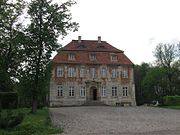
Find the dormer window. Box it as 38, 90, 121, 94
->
68, 53, 75, 60
90, 53, 96, 61
111, 54, 117, 61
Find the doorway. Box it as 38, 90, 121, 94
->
90, 87, 98, 100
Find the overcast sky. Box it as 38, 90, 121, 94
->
55, 0, 180, 64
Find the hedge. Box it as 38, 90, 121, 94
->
0, 92, 18, 109
163, 96, 180, 106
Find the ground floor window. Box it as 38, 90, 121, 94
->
69, 86, 75, 97
80, 86, 86, 97
57, 85, 63, 97
112, 86, 117, 96
123, 86, 128, 97
101, 87, 106, 97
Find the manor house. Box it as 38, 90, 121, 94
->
49, 36, 136, 106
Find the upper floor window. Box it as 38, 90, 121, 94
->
122, 68, 128, 78
91, 68, 96, 78
111, 68, 117, 78
57, 66, 64, 77
101, 87, 106, 97
111, 54, 117, 61
123, 86, 128, 97
80, 68, 85, 78
68, 67, 76, 77
112, 86, 117, 96
101, 67, 107, 78
68, 53, 75, 60
69, 86, 75, 97
90, 53, 96, 61
57, 85, 63, 97
80, 86, 86, 97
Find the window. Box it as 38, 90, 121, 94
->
80, 86, 86, 97
68, 67, 76, 77
69, 86, 75, 97
101, 87, 106, 97
68, 53, 75, 60
57, 85, 63, 97
122, 68, 128, 78
123, 87, 128, 97
112, 68, 117, 78
111, 55, 117, 61
101, 67, 107, 78
112, 86, 117, 96
80, 68, 85, 78
57, 66, 64, 77
90, 53, 96, 61
91, 68, 96, 78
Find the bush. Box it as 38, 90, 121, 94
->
0, 92, 18, 109
163, 96, 180, 106
0, 110, 24, 129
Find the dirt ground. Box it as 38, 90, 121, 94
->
50, 106, 180, 135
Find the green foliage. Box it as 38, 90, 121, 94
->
0, 109, 24, 129
0, 108, 62, 135
0, 92, 18, 109
21, 0, 79, 112
163, 96, 180, 106
0, 0, 26, 92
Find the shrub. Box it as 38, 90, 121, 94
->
0, 92, 18, 109
163, 96, 180, 106
0, 110, 24, 129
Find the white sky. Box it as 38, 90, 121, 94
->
56, 0, 180, 64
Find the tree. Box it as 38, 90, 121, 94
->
134, 63, 150, 105
142, 67, 167, 103
23, 0, 79, 113
0, 0, 25, 91
154, 43, 179, 95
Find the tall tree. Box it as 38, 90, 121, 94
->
154, 43, 179, 95
0, 0, 25, 91
24, 0, 79, 113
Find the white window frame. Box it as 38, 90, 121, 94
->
57, 66, 64, 77
80, 68, 85, 78
111, 55, 117, 61
101, 87, 106, 97
123, 86, 128, 97
91, 68, 96, 78
112, 68, 117, 78
80, 86, 86, 97
90, 53, 96, 61
112, 86, 117, 97
101, 67, 107, 78
57, 85, 63, 97
69, 86, 75, 97
68, 67, 76, 77
68, 53, 75, 60
122, 68, 128, 78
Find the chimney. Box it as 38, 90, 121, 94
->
98, 36, 101, 43
78, 36, 81, 43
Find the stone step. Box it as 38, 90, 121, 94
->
83, 101, 106, 106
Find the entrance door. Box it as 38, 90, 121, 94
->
93, 89, 97, 100
89, 87, 98, 100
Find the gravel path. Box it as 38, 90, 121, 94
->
50, 106, 180, 135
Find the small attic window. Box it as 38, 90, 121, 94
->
90, 53, 96, 61
111, 54, 117, 61
68, 53, 75, 60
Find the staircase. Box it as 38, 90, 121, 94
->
83, 101, 106, 106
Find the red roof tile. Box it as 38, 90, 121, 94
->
52, 40, 133, 65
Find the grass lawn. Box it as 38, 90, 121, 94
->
0, 108, 63, 135
160, 105, 180, 110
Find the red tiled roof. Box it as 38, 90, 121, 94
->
52, 40, 133, 65
63, 40, 124, 52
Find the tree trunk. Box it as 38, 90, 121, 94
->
31, 96, 37, 113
